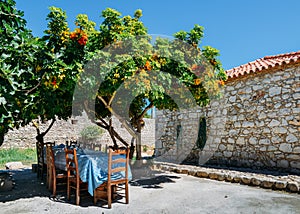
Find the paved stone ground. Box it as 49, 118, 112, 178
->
153, 161, 300, 194
0, 164, 300, 214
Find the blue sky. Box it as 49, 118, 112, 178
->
15, 0, 300, 70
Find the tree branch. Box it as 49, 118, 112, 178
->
41, 118, 56, 136
97, 94, 137, 138
108, 91, 116, 106
139, 102, 154, 119
24, 80, 42, 95
95, 117, 129, 147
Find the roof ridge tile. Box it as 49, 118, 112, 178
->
226, 50, 300, 79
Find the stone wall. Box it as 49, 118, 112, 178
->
155, 66, 300, 173
2, 112, 155, 149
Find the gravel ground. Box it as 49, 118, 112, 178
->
0, 167, 300, 214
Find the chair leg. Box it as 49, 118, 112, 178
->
125, 182, 129, 204
112, 185, 116, 200
67, 179, 70, 200
76, 187, 80, 205
93, 190, 97, 204
107, 185, 112, 209
53, 177, 56, 197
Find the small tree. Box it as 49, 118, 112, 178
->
0, 0, 44, 146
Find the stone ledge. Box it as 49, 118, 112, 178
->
153, 161, 300, 194
5, 162, 24, 170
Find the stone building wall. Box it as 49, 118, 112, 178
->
2, 112, 155, 149
155, 66, 300, 173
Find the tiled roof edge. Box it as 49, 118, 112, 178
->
225, 50, 300, 81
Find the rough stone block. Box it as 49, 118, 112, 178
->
279, 144, 293, 153
31, 164, 37, 173
196, 171, 208, 178
290, 161, 300, 169
232, 176, 241, 183
287, 182, 299, 193
180, 169, 189, 174
293, 147, 300, 153
225, 173, 234, 182
236, 137, 245, 145
223, 151, 233, 158
241, 176, 251, 185
250, 178, 262, 186
217, 173, 226, 181
261, 179, 275, 189
259, 139, 271, 145
188, 170, 197, 176
269, 119, 280, 127
0, 172, 14, 191
274, 181, 287, 190
208, 172, 218, 180
273, 127, 287, 134
249, 137, 257, 145
286, 134, 298, 143
5, 162, 24, 170
269, 87, 281, 97
277, 160, 289, 168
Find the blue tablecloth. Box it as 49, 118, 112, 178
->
50, 146, 132, 196
77, 149, 132, 196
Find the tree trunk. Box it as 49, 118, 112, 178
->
135, 120, 142, 160
0, 133, 4, 147
129, 137, 135, 159
34, 118, 56, 144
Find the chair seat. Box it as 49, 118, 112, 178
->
93, 148, 129, 208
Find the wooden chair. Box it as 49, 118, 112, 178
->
91, 143, 101, 151
66, 140, 78, 148
65, 148, 87, 205
93, 147, 130, 208
46, 145, 67, 197
36, 141, 55, 180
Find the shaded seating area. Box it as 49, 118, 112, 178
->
94, 147, 130, 208
36, 141, 55, 180
65, 147, 88, 205
46, 144, 67, 197
34, 141, 132, 208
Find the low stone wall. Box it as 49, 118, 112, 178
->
2, 112, 155, 149
153, 162, 300, 194
155, 66, 300, 173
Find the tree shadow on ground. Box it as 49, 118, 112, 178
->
0, 163, 181, 208
0, 168, 100, 207
129, 159, 181, 189
0, 168, 50, 202
130, 174, 181, 189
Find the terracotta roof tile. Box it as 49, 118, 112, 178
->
225, 50, 300, 79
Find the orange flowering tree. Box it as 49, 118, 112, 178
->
65, 8, 227, 159
0, 2, 227, 157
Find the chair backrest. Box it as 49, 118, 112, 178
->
66, 140, 77, 148
46, 145, 56, 175
45, 144, 56, 189
65, 148, 79, 181
36, 142, 44, 164
36, 141, 55, 164
107, 148, 129, 182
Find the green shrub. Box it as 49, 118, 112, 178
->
142, 145, 148, 152
0, 148, 37, 168
80, 125, 104, 140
